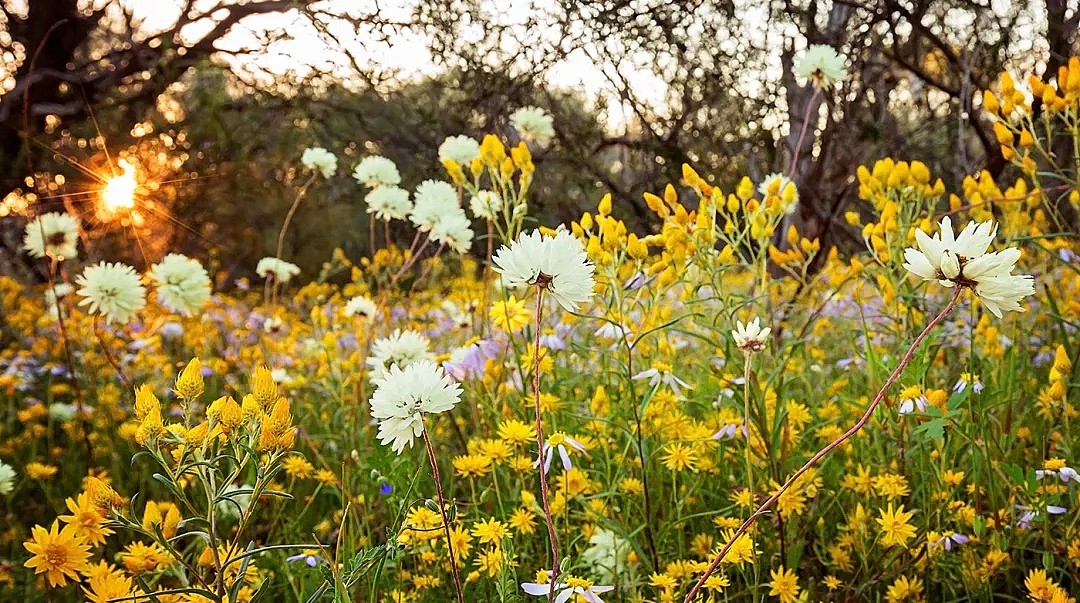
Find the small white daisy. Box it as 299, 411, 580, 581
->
732, 318, 771, 353
367, 329, 436, 378
491, 229, 596, 312
0, 460, 17, 495
469, 190, 502, 221
301, 147, 338, 178
344, 295, 378, 318
510, 106, 555, 145
430, 209, 474, 253
794, 44, 847, 88
23, 212, 80, 261
75, 261, 147, 324
410, 180, 459, 232
256, 257, 301, 284
438, 135, 481, 165
365, 186, 412, 221
902, 216, 1035, 318
352, 156, 401, 188
369, 360, 462, 454
148, 253, 212, 315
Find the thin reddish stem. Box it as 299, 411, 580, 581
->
682, 287, 963, 603
421, 428, 465, 603
533, 285, 560, 602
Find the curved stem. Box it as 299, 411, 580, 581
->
532, 285, 559, 602
682, 287, 963, 603
421, 428, 465, 603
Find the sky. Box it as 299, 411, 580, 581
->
117, 0, 670, 128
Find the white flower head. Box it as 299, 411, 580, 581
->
581, 529, 631, 585
369, 360, 462, 454
23, 212, 80, 261
367, 329, 435, 379
469, 190, 502, 221
0, 461, 15, 495
492, 229, 596, 312
410, 180, 459, 231
75, 261, 147, 324
365, 186, 412, 221
44, 282, 73, 320
732, 318, 771, 353
352, 156, 401, 189
344, 295, 377, 318
301, 147, 338, 178
522, 572, 613, 603
795, 44, 848, 89
256, 257, 301, 284
510, 106, 555, 146
438, 135, 481, 165
430, 209, 474, 254
757, 173, 799, 215
902, 216, 1035, 318
148, 253, 212, 315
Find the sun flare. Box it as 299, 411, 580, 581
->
102, 159, 137, 213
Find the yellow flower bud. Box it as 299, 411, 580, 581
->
597, 193, 612, 217
174, 358, 204, 400
134, 384, 161, 422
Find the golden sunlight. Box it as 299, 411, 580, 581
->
101, 159, 138, 213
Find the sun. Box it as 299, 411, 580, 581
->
101, 159, 138, 213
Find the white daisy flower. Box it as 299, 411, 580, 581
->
367, 329, 435, 379
48, 402, 78, 422
522, 573, 613, 603
794, 44, 848, 89
510, 106, 555, 146
732, 318, 771, 353
0, 461, 15, 495
438, 135, 481, 164
535, 432, 586, 475
344, 295, 378, 318
23, 212, 80, 261
491, 229, 596, 312
75, 261, 147, 324
902, 216, 1035, 318
469, 190, 502, 221
365, 186, 412, 221
430, 209, 474, 253
369, 360, 462, 454
410, 180, 459, 232
301, 147, 338, 178
352, 156, 401, 189
256, 257, 301, 283
148, 253, 212, 315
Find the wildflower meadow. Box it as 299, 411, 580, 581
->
3, 40, 1080, 603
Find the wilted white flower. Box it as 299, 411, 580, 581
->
369, 360, 462, 454
410, 180, 459, 231
510, 106, 555, 145
256, 257, 301, 283
148, 253, 212, 315
1036, 465, 1080, 483
365, 186, 412, 221
732, 318, 771, 353
301, 147, 338, 178
897, 388, 928, 415
216, 483, 254, 521
795, 44, 848, 88
430, 209, 474, 253
367, 329, 435, 378
469, 190, 502, 220
75, 261, 147, 324
438, 135, 481, 164
902, 216, 1035, 318
492, 229, 596, 312
44, 282, 73, 320
48, 403, 78, 422
352, 156, 401, 188
344, 295, 377, 318
581, 529, 631, 585
757, 173, 799, 215
23, 212, 80, 261
0, 461, 15, 495
632, 364, 692, 396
